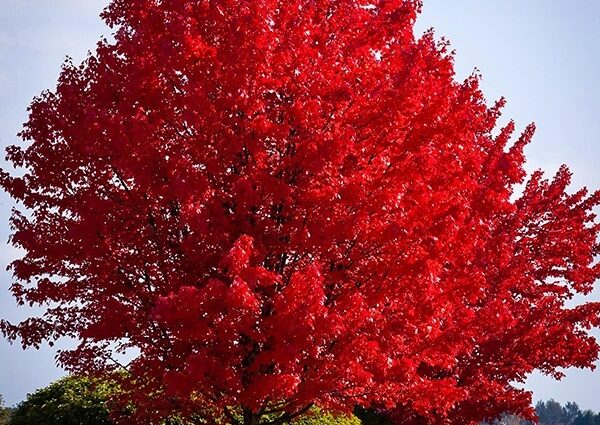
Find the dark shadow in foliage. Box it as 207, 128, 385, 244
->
353, 406, 394, 425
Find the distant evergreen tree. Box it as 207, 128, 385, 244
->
572, 411, 597, 425
564, 403, 583, 424
536, 400, 569, 424
481, 400, 587, 425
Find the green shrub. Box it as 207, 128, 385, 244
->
292, 407, 361, 425
8, 376, 115, 425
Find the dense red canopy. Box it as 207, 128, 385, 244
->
2, 0, 600, 424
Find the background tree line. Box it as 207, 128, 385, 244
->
2, 376, 600, 425
487, 400, 600, 425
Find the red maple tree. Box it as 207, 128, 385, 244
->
2, 0, 600, 424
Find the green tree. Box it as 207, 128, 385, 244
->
0, 394, 12, 425
7, 376, 116, 425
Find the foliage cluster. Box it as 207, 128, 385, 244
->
4, 376, 114, 425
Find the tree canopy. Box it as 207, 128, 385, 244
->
2, 0, 600, 424
6, 376, 114, 425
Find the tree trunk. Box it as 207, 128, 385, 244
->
243, 407, 259, 425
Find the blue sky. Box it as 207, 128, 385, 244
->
1, 0, 600, 411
